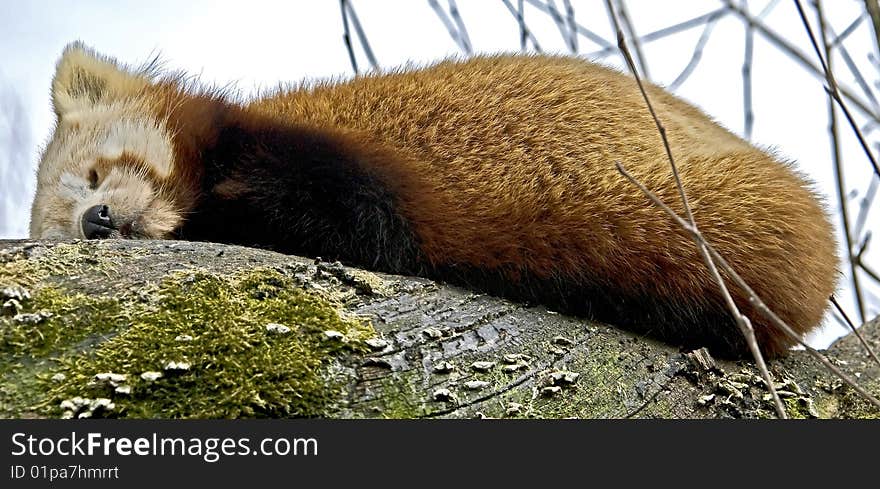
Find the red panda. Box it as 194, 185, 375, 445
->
30, 42, 840, 358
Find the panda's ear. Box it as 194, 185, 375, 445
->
51, 41, 150, 117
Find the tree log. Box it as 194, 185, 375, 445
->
1, 239, 877, 418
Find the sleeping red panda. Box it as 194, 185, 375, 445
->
30, 42, 839, 358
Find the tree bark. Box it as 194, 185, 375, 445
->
1, 239, 877, 418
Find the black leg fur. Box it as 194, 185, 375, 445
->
180, 122, 425, 275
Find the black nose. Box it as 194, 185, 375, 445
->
81, 204, 116, 239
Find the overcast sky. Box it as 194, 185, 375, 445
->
0, 0, 877, 346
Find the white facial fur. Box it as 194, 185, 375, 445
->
30, 42, 181, 239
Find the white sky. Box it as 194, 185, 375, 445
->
0, 0, 878, 346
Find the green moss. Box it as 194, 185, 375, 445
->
1, 265, 373, 418
835, 389, 880, 419
813, 395, 840, 418
1, 242, 116, 288
369, 375, 427, 419
1, 285, 128, 418
1, 287, 125, 361
527, 347, 628, 418
782, 397, 811, 419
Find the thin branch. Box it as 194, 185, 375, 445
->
604, 0, 786, 418
857, 232, 871, 260
831, 307, 854, 331
616, 162, 880, 410
802, 1, 879, 327
525, 0, 612, 50
615, 0, 650, 79
428, 0, 461, 49
742, 0, 755, 139
830, 24, 880, 116
643, 8, 728, 44
544, 0, 574, 50
823, 82, 880, 177
860, 260, 880, 284
830, 295, 880, 370
429, 0, 472, 54
546, 0, 571, 47
563, 0, 578, 53
669, 11, 722, 91
340, 0, 359, 74
757, 0, 781, 17
587, 9, 728, 59
343, 0, 378, 72
611, 0, 651, 80
854, 232, 880, 286
605, 6, 692, 223
795, 0, 880, 181
722, 0, 880, 124
853, 173, 877, 240
864, 0, 880, 58
709, 243, 880, 408
448, 0, 472, 54
832, 13, 864, 47
811, 0, 868, 323
503, 0, 541, 52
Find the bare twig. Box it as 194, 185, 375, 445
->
722, 0, 880, 124
830, 295, 880, 370
736, 0, 781, 139
643, 8, 727, 44
854, 232, 880, 286
742, 0, 755, 139
811, 0, 868, 323
544, 0, 574, 51
604, 0, 787, 418
525, 0, 611, 50
343, 0, 378, 72
831, 15, 865, 48
610, 0, 651, 80
563, 0, 578, 53
340, 0, 359, 74
758, 0, 782, 17
587, 9, 728, 59
795, 0, 880, 181
448, 0, 472, 54
503, 0, 541, 52
858, 232, 871, 258
669, 11, 722, 91
429, 0, 473, 54
710, 245, 880, 407
830, 24, 880, 116
861, 260, 880, 284
864, 0, 880, 57
429, 0, 460, 49
824, 81, 880, 178
831, 308, 854, 331
856, 232, 872, 263
542, 0, 579, 53
832, 10, 864, 46
854, 175, 877, 240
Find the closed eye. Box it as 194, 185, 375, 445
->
88, 169, 99, 189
